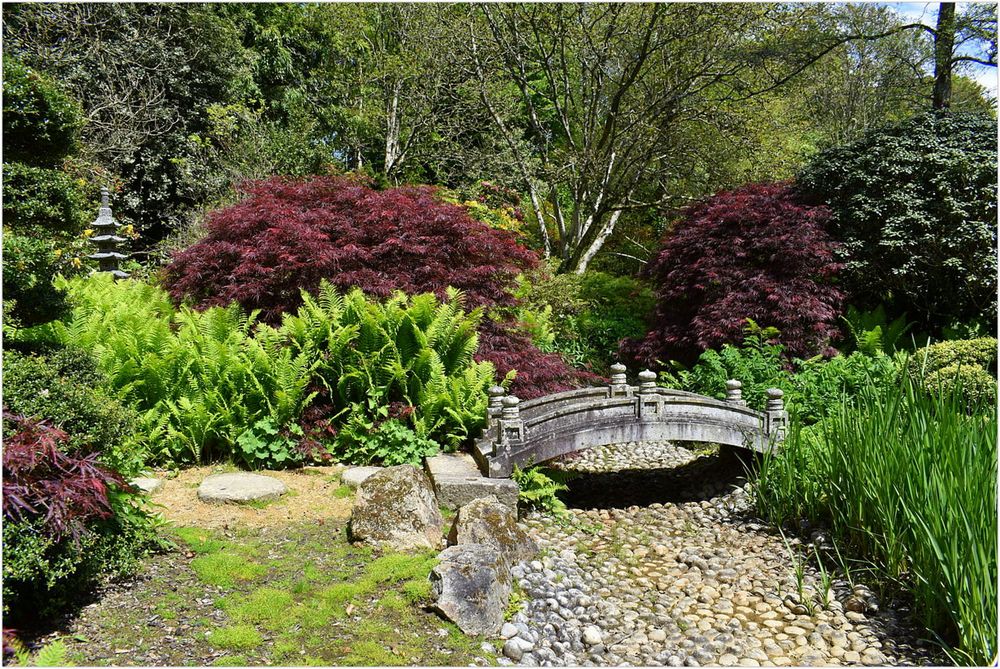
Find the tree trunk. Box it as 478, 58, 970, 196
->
384, 79, 403, 177
933, 2, 956, 110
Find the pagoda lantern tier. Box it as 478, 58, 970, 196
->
87, 186, 131, 279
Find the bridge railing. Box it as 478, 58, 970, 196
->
473, 364, 787, 477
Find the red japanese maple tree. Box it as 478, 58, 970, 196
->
628, 182, 844, 366
163, 175, 590, 397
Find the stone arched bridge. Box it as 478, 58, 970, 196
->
472, 364, 787, 478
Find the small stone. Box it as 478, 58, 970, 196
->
503, 638, 532, 661
784, 626, 807, 636
582, 626, 603, 645
197, 473, 287, 504
738, 659, 760, 667
649, 629, 667, 642
501, 622, 519, 639
719, 654, 739, 666
130, 477, 164, 494
341, 466, 382, 489
843, 650, 861, 663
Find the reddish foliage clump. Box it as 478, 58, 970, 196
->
164, 175, 594, 397
627, 183, 844, 366
163, 176, 540, 321
478, 321, 603, 400
2, 413, 126, 542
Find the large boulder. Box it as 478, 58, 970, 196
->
429, 544, 512, 636
448, 496, 537, 564
349, 465, 444, 551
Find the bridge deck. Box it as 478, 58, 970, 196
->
472, 370, 786, 478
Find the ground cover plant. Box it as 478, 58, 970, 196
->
753, 375, 998, 665
25, 274, 498, 468
47, 522, 490, 666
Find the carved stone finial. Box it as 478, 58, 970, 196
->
100, 186, 110, 208
487, 385, 506, 421
501, 395, 521, 419
726, 379, 743, 404
610, 362, 627, 388
638, 369, 657, 392
766, 388, 784, 411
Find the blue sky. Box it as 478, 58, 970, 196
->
887, 2, 998, 98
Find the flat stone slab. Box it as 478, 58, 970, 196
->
198, 473, 287, 504
341, 466, 382, 489
130, 477, 164, 494
425, 453, 518, 512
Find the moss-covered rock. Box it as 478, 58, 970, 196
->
349, 465, 444, 551
447, 495, 537, 564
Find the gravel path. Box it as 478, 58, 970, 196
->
500, 442, 940, 667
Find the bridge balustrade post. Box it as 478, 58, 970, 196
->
486, 385, 506, 427
725, 380, 747, 407
609, 362, 629, 397
765, 388, 787, 446
497, 394, 524, 455
636, 369, 661, 418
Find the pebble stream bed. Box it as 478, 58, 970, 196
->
498, 442, 940, 667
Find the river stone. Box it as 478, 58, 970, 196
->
448, 495, 538, 562
341, 466, 382, 489
130, 477, 164, 494
429, 544, 512, 636
197, 473, 287, 504
349, 465, 444, 551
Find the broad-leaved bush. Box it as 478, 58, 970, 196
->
797, 112, 998, 333
2, 348, 143, 476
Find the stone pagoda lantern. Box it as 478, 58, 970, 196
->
87, 186, 130, 279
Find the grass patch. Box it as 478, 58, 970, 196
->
207, 625, 263, 651
332, 485, 353, 499
173, 527, 227, 554
192, 552, 267, 587
342, 640, 408, 666
211, 655, 248, 666
221, 587, 296, 630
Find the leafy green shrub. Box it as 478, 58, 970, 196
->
658, 321, 791, 410
791, 352, 903, 425
909, 338, 998, 408
2, 231, 69, 329
27, 275, 497, 468
334, 414, 439, 467
798, 112, 998, 333
517, 268, 654, 372
754, 375, 997, 665
660, 321, 904, 423
2, 162, 90, 234
2, 348, 143, 476
1, 57, 83, 167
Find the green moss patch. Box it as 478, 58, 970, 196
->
192, 552, 267, 587
207, 625, 263, 651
